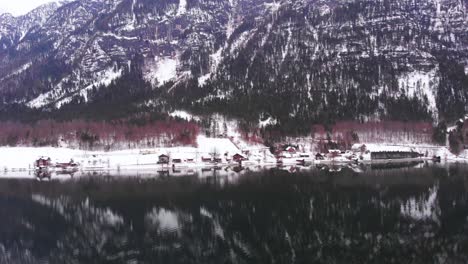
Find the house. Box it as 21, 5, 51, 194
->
201, 156, 212, 162
285, 146, 297, 154
35, 157, 52, 168
327, 149, 342, 159
279, 145, 298, 158
232, 153, 246, 163
157, 154, 170, 164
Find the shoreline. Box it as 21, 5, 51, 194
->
1, 145, 467, 172
1, 136, 467, 177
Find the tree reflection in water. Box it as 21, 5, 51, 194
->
0, 164, 467, 264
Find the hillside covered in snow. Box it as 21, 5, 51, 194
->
0, 0, 467, 125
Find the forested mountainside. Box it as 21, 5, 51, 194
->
0, 0, 467, 125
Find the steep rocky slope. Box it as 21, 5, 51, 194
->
0, 0, 467, 123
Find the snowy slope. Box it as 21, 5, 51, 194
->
0, 0, 467, 122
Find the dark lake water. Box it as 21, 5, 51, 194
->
1, 163, 468, 264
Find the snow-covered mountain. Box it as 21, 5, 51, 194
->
0, 2, 72, 53
0, 0, 467, 122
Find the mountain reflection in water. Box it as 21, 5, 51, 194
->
0, 164, 468, 264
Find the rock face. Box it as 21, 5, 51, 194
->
0, 0, 467, 121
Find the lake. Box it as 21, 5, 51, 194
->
0, 162, 467, 263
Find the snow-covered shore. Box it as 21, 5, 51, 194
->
1, 137, 467, 179
0, 135, 276, 172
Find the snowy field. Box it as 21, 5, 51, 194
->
0, 135, 276, 174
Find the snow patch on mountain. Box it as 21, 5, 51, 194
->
259, 116, 278, 128
198, 74, 210, 86
169, 110, 201, 121
318, 4, 331, 16
397, 68, 439, 118
55, 68, 123, 108
102, 32, 138, 41
282, 23, 293, 63
198, 47, 223, 86
210, 48, 223, 69
28, 90, 59, 109
230, 31, 253, 55
145, 57, 178, 85
264, 2, 281, 12
177, 0, 187, 16
0, 62, 32, 81
27, 67, 123, 109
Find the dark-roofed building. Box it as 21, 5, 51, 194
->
232, 153, 246, 163
158, 154, 170, 164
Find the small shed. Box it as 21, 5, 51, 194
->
158, 154, 170, 164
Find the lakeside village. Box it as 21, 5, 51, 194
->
2, 137, 466, 180
1, 112, 468, 179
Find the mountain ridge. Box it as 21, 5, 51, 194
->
0, 0, 467, 124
